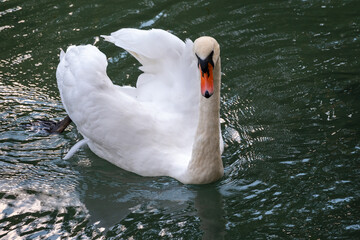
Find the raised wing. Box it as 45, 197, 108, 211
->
102, 28, 200, 114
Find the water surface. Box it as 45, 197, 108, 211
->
1, 0, 359, 239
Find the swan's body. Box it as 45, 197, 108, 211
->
56, 28, 224, 184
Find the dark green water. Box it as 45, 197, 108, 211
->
1, 0, 360, 239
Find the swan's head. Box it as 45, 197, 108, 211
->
193, 36, 220, 98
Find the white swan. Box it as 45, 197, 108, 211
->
56, 28, 224, 184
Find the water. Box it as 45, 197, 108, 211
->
1, 0, 359, 239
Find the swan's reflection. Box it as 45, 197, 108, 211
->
193, 185, 226, 240
79, 156, 225, 238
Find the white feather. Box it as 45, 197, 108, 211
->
63, 139, 88, 160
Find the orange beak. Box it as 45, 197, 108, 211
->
199, 63, 214, 98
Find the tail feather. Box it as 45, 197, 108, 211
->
59, 48, 65, 60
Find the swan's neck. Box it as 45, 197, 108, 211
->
186, 58, 223, 184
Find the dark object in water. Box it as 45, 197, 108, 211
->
28, 115, 72, 134
49, 115, 72, 133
